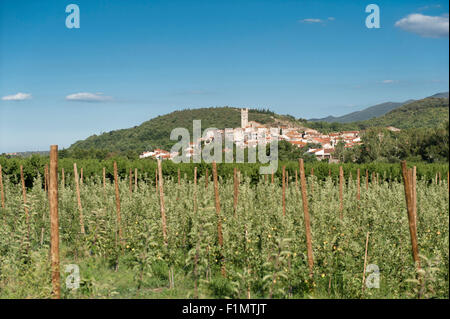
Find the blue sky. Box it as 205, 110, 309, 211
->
0, 0, 448, 152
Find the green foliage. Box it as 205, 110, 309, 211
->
0, 162, 447, 298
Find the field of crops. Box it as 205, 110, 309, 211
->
0, 162, 448, 299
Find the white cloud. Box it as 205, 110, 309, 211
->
395, 13, 449, 38
328, 17, 335, 21
1, 92, 32, 101
300, 18, 323, 23
65, 92, 112, 102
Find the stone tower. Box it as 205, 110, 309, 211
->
241, 108, 248, 128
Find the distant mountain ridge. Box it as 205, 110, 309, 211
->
309, 92, 448, 123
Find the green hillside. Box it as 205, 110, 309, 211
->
362, 97, 449, 129
68, 107, 299, 153
309, 101, 409, 123
307, 96, 449, 132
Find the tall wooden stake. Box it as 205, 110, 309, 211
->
212, 162, 225, 277
49, 145, 60, 299
299, 159, 314, 277
157, 160, 168, 245
134, 168, 138, 192
113, 162, 123, 245
178, 168, 181, 186
73, 163, 85, 234
401, 161, 420, 268
61, 168, 65, 188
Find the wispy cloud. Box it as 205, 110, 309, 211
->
299, 17, 335, 25
395, 13, 449, 38
381, 80, 397, 84
65, 92, 113, 102
417, 4, 441, 12
300, 18, 323, 23
1, 92, 32, 101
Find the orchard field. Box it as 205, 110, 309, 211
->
0, 161, 448, 299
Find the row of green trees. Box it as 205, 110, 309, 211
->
1, 153, 447, 189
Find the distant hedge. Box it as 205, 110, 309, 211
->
0, 155, 448, 188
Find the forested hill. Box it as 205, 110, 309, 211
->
68, 107, 301, 154
361, 97, 449, 129
306, 97, 449, 132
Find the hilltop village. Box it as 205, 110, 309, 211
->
139, 108, 362, 161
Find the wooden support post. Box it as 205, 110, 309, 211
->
157, 160, 168, 245
299, 159, 314, 277
271, 169, 274, 184
401, 161, 420, 268
282, 166, 286, 216
212, 162, 225, 276
339, 166, 344, 219
295, 170, 298, 188
61, 168, 65, 188
49, 145, 60, 299
73, 163, 85, 234
0, 164, 4, 209
412, 167, 418, 235
178, 168, 181, 186
113, 162, 122, 245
